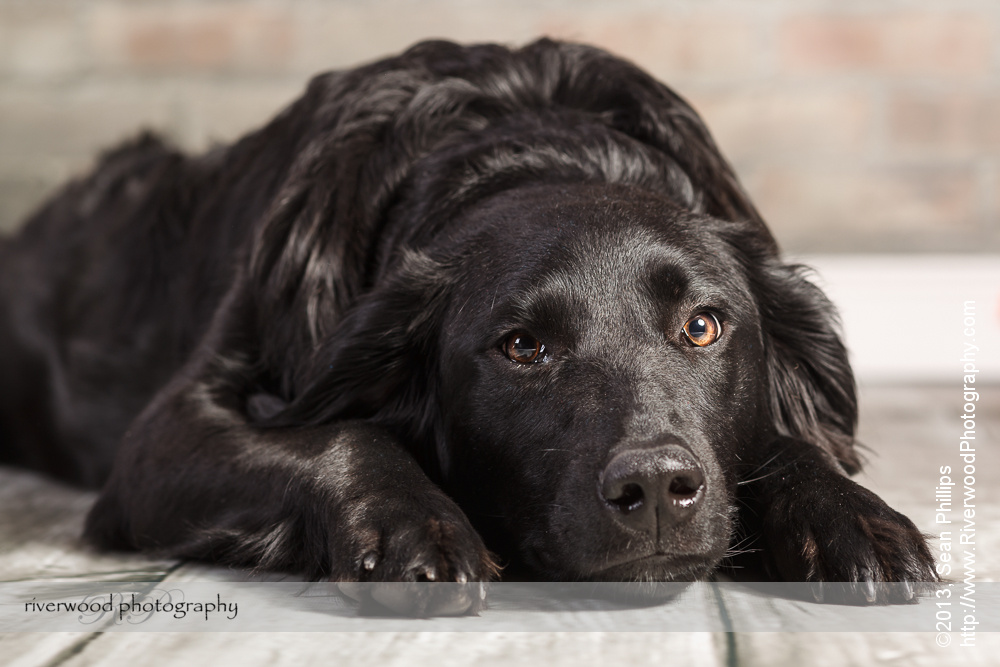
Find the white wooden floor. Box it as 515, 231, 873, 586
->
1, 384, 997, 666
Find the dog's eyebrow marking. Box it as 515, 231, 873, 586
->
504, 277, 587, 340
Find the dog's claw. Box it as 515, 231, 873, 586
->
862, 572, 876, 603
811, 581, 824, 603
456, 571, 468, 584
362, 552, 378, 571
901, 580, 914, 601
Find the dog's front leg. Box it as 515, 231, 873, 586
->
86, 399, 495, 614
740, 436, 938, 604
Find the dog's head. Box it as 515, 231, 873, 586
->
432, 182, 762, 581
257, 39, 858, 582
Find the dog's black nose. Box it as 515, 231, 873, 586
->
600, 445, 705, 533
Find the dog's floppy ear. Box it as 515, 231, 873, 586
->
267, 250, 452, 429
751, 258, 860, 474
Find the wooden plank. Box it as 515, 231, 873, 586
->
36, 564, 728, 664
0, 466, 179, 666
57, 631, 726, 667
732, 632, 1000, 667
0, 467, 175, 583
2, 632, 98, 667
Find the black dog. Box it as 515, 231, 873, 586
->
0, 39, 935, 613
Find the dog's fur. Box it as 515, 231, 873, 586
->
0, 39, 935, 612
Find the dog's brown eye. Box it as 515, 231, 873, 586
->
682, 313, 721, 347
503, 333, 544, 363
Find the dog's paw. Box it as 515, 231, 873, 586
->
763, 475, 938, 605
337, 500, 498, 616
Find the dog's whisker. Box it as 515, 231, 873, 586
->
725, 535, 759, 555
734, 450, 787, 485
736, 469, 780, 486
722, 547, 760, 558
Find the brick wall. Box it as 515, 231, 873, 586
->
2, 0, 998, 253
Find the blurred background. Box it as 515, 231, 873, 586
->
0, 0, 998, 381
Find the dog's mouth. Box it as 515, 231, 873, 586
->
564, 553, 717, 603
581, 552, 720, 583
